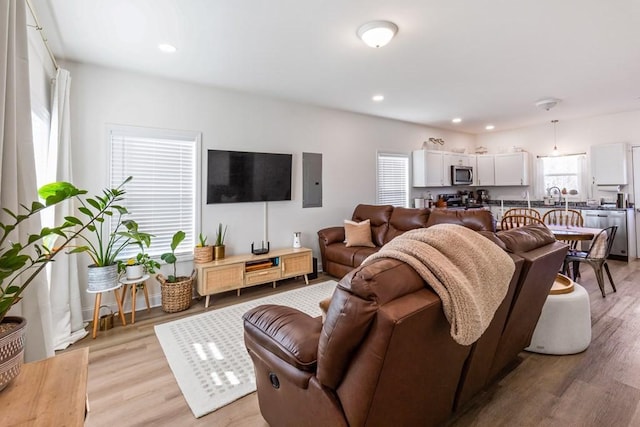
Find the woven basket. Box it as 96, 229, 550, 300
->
194, 246, 213, 263
0, 316, 27, 392
157, 271, 195, 313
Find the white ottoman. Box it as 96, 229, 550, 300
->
525, 275, 591, 355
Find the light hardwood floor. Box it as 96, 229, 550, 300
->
65, 261, 640, 427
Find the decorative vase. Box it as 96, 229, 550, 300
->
87, 264, 118, 292
214, 245, 225, 260
0, 316, 27, 392
194, 245, 213, 263
125, 264, 144, 280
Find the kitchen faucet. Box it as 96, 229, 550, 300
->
547, 186, 562, 204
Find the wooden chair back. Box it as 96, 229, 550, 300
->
503, 208, 541, 219
542, 209, 584, 227
500, 214, 545, 230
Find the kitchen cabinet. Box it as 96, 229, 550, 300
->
494, 152, 530, 186
413, 150, 445, 187
591, 142, 628, 185
475, 155, 495, 186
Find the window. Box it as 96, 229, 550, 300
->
109, 125, 200, 260
538, 154, 587, 200
376, 152, 409, 207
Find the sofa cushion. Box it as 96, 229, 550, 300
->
325, 244, 377, 268
352, 204, 393, 246
425, 208, 495, 232
384, 207, 430, 244
344, 219, 375, 247
496, 223, 556, 253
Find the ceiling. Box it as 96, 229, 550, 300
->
31, 0, 640, 134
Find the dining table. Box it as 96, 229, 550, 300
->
547, 225, 603, 242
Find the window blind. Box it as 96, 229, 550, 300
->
377, 152, 409, 207
109, 127, 199, 260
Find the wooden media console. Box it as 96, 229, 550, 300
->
195, 247, 313, 308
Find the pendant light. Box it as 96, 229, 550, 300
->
551, 119, 559, 156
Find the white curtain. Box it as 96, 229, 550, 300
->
1, 0, 54, 361
48, 68, 88, 349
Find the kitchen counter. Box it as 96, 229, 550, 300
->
483, 200, 632, 212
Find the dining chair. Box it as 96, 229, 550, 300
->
543, 209, 585, 248
503, 208, 542, 219
500, 214, 545, 230
562, 225, 618, 298
542, 209, 584, 227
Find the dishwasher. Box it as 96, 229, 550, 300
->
582, 209, 628, 259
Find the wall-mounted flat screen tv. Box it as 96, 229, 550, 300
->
207, 150, 292, 204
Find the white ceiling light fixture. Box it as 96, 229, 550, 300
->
452, 118, 462, 124
551, 119, 559, 155
372, 94, 385, 102
158, 43, 177, 53
535, 97, 561, 111
357, 21, 398, 48
485, 124, 495, 130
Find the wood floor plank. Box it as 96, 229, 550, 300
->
63, 261, 640, 426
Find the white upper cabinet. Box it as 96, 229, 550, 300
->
494, 152, 530, 186
412, 150, 444, 187
475, 155, 495, 186
591, 142, 628, 185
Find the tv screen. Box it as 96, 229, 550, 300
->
206, 150, 292, 204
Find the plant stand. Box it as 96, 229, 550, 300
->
119, 274, 151, 324
87, 283, 127, 339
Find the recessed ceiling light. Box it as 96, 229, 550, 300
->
485, 125, 495, 130
372, 94, 385, 102
158, 43, 177, 53
452, 118, 462, 124
357, 21, 398, 48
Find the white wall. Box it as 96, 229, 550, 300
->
475, 110, 640, 203
64, 61, 475, 317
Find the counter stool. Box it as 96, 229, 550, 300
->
119, 274, 151, 324
525, 274, 591, 355
87, 283, 127, 339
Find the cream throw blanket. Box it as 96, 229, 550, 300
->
363, 224, 515, 346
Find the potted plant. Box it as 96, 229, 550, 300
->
70, 177, 153, 291
0, 180, 130, 390
117, 223, 160, 280
214, 223, 227, 260
157, 231, 195, 313
193, 232, 213, 263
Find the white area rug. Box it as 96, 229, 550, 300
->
154, 280, 337, 418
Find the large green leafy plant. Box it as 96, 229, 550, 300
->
160, 231, 186, 283
0, 177, 151, 323
70, 176, 153, 267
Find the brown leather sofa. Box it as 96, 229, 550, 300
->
317, 204, 497, 279
243, 211, 568, 426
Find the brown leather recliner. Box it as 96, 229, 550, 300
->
244, 221, 568, 426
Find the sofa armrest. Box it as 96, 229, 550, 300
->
318, 226, 345, 246
243, 304, 322, 372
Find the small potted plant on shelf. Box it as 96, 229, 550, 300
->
214, 223, 227, 260
117, 223, 160, 280
194, 232, 213, 263
157, 231, 195, 313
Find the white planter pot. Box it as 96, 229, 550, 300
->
125, 264, 144, 280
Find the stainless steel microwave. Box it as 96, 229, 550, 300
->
451, 165, 473, 185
